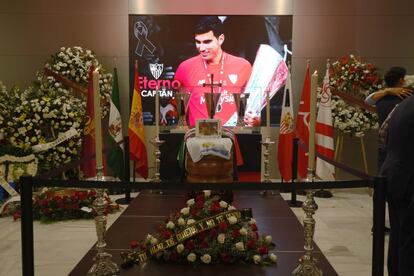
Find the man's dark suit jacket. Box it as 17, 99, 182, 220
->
376, 95, 402, 126
380, 94, 414, 205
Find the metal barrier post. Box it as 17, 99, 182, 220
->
20, 175, 34, 276
372, 176, 386, 276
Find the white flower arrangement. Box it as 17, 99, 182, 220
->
1, 46, 114, 176
331, 96, 379, 136
9, 91, 83, 170
37, 46, 112, 118
329, 54, 382, 136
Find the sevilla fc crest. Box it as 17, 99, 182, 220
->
149, 63, 163, 80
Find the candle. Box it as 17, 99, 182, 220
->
155, 86, 160, 136
308, 71, 318, 173
92, 69, 103, 174
266, 89, 270, 132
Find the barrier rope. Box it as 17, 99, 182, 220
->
296, 138, 373, 180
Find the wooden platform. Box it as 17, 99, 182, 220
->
69, 192, 338, 275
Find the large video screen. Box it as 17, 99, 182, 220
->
128, 15, 292, 127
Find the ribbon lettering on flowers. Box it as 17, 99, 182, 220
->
123, 210, 242, 265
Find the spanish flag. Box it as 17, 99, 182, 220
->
128, 61, 148, 179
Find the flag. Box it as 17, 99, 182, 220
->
107, 67, 124, 179
315, 65, 335, 180
277, 69, 294, 181
80, 65, 96, 178
128, 61, 148, 179
295, 64, 310, 179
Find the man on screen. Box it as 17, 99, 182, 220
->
174, 16, 252, 126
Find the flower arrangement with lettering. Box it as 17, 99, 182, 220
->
1, 47, 112, 174
122, 191, 277, 268
0, 81, 84, 171
329, 54, 382, 136
2, 188, 120, 223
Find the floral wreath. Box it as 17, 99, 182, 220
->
122, 191, 277, 267
37, 46, 112, 118
0, 46, 113, 174
0, 82, 84, 172
329, 54, 382, 136
1, 188, 120, 223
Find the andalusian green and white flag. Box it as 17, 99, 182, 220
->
107, 68, 124, 179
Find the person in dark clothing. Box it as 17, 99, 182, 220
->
367, 68, 411, 236
380, 92, 414, 276
376, 67, 410, 167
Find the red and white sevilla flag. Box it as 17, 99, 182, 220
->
315, 65, 335, 180
277, 69, 294, 181
295, 64, 310, 179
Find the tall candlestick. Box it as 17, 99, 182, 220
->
266, 89, 270, 132
308, 71, 318, 172
155, 87, 160, 136
92, 69, 103, 175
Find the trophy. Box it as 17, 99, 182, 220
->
232, 93, 250, 128
175, 91, 191, 129
204, 92, 221, 119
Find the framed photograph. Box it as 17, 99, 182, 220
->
196, 119, 221, 138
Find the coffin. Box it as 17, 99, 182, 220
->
185, 149, 233, 183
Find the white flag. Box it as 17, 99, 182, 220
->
315, 65, 335, 180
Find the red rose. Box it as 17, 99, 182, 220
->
200, 240, 209, 249
196, 194, 204, 203
250, 223, 258, 231
79, 191, 88, 200
186, 240, 195, 251
247, 239, 256, 249
161, 230, 172, 239
39, 199, 48, 207
57, 202, 64, 208
221, 253, 231, 263
191, 208, 199, 216
218, 221, 228, 232
130, 240, 139, 249
210, 201, 220, 213
13, 211, 21, 221
209, 228, 218, 237
231, 229, 241, 238
196, 200, 204, 209
258, 246, 268, 255
198, 231, 207, 241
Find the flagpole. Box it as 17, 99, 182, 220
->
92, 68, 103, 177
308, 71, 318, 177
155, 85, 160, 137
